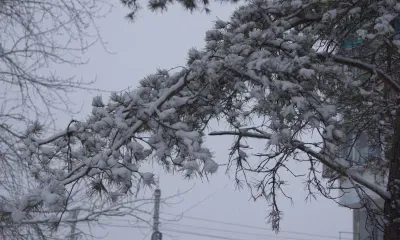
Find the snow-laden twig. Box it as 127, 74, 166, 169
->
209, 130, 391, 201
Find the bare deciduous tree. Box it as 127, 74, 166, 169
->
0, 1, 168, 239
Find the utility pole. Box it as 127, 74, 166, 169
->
151, 188, 162, 240
69, 209, 79, 240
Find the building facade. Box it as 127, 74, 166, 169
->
322, 131, 387, 240
319, 16, 400, 239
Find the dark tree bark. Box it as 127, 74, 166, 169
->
384, 104, 400, 240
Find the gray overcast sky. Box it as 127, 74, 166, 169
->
56, 2, 353, 240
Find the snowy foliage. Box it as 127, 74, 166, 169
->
0, 0, 156, 239
3, 0, 400, 237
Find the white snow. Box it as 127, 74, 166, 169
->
11, 209, 25, 222
298, 68, 315, 79
139, 172, 155, 186
203, 159, 219, 174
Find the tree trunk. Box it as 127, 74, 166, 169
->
384, 103, 400, 240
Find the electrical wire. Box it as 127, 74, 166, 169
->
84, 211, 350, 240
160, 212, 351, 240
161, 228, 254, 240
162, 227, 343, 240
83, 224, 249, 240
72, 211, 349, 240
76, 222, 250, 240
70, 184, 349, 240
162, 222, 324, 240
179, 184, 228, 215
89, 219, 350, 240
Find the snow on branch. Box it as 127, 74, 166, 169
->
209, 130, 391, 201
9, 0, 399, 234
12, 65, 219, 227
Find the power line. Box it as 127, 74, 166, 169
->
160, 212, 350, 240
74, 210, 349, 240
83, 220, 340, 240
87, 211, 349, 240
72, 195, 348, 240
78, 219, 348, 240
180, 184, 227, 215
84, 224, 248, 240
79, 222, 245, 240
162, 228, 255, 240
162, 223, 323, 240
77, 221, 298, 240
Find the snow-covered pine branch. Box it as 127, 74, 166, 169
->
11, 0, 400, 237
11, 68, 220, 227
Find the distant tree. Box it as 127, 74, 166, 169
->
9, 0, 400, 240
0, 0, 170, 239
